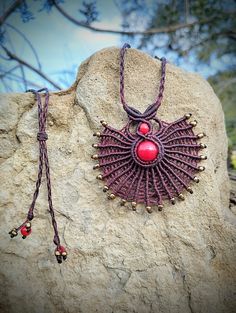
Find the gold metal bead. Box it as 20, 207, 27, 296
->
185, 113, 192, 119
96, 174, 103, 180
146, 206, 152, 213
91, 154, 99, 160
198, 166, 205, 171
100, 120, 108, 127
158, 204, 163, 211
178, 193, 185, 200
193, 176, 200, 183
200, 155, 207, 160
92, 143, 98, 148
9, 228, 18, 237
199, 143, 207, 149
120, 199, 126, 206
25, 222, 31, 228
197, 133, 205, 139
170, 198, 176, 205
190, 120, 197, 127
93, 132, 101, 137
187, 187, 193, 194
103, 185, 109, 192
55, 250, 60, 256
131, 202, 137, 210
93, 164, 100, 169
108, 193, 116, 200
62, 251, 67, 256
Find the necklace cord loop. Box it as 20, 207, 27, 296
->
119, 43, 167, 120
9, 88, 67, 263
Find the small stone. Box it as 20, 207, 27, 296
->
139, 123, 150, 135
20, 226, 31, 237
137, 140, 159, 162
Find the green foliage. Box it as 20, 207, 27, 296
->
231, 154, 236, 169
137, 0, 236, 65
208, 70, 236, 149
208, 70, 236, 169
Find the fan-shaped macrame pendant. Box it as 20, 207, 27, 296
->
92, 44, 207, 213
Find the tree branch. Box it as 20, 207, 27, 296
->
5, 23, 42, 70
0, 0, 23, 26
177, 31, 236, 55
1, 45, 62, 90
1, 71, 43, 89
53, 1, 219, 36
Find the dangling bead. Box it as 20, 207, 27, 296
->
20, 225, 32, 239
139, 123, 150, 135
59, 245, 66, 254
55, 245, 67, 263
137, 140, 159, 162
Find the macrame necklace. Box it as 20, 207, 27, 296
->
92, 43, 207, 212
8, 44, 207, 264
9, 88, 67, 264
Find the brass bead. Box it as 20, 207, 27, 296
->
185, 113, 192, 119
120, 199, 126, 206
93, 132, 101, 137
9, 228, 18, 237
92, 143, 98, 148
55, 250, 60, 256
103, 185, 109, 192
91, 154, 99, 160
131, 202, 137, 210
200, 155, 207, 160
187, 187, 193, 194
198, 166, 205, 171
193, 176, 199, 183
25, 222, 31, 229
158, 204, 163, 211
146, 206, 152, 213
93, 164, 100, 169
100, 120, 108, 127
108, 193, 116, 200
197, 133, 205, 139
199, 143, 207, 149
96, 174, 103, 180
170, 198, 176, 205
178, 193, 185, 200
190, 120, 197, 127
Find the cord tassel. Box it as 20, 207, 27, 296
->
8, 88, 67, 264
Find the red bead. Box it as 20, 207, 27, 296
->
139, 123, 150, 135
137, 140, 159, 162
20, 226, 31, 237
58, 245, 66, 253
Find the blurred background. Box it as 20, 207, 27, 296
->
0, 0, 235, 176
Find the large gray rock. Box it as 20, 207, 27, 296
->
0, 47, 235, 313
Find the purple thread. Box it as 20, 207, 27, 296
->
9, 88, 66, 263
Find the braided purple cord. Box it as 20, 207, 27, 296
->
119, 43, 167, 120
9, 88, 66, 263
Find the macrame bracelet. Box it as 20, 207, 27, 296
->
9, 88, 67, 264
